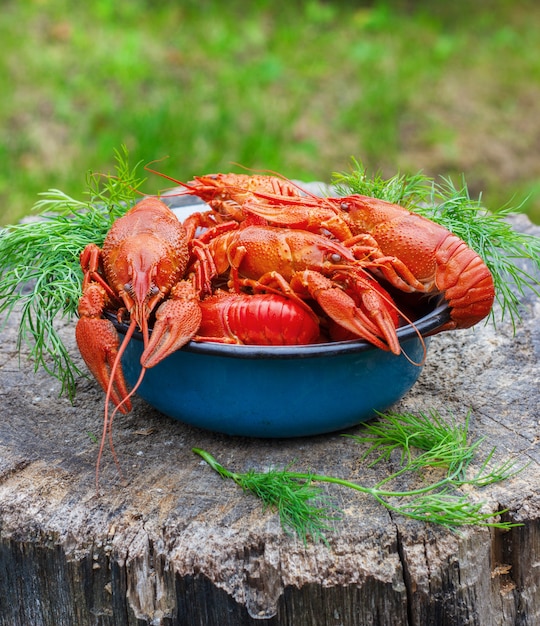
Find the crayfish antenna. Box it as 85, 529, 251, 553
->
388, 301, 427, 368
399, 318, 427, 368
227, 163, 324, 199
374, 288, 428, 367
96, 318, 139, 493
101, 364, 149, 490
143, 163, 196, 196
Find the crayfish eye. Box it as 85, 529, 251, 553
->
329, 253, 342, 264
124, 282, 133, 295
149, 285, 160, 296
340, 202, 350, 212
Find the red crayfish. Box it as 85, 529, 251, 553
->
173, 171, 495, 332
76, 197, 202, 486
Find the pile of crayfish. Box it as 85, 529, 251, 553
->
75, 172, 495, 481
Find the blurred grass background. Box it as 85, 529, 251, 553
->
1, 0, 539, 226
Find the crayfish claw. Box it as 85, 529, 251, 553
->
291, 269, 401, 354
75, 316, 132, 413
141, 282, 202, 368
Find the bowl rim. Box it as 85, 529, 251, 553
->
107, 300, 450, 360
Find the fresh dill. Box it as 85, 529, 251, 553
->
195, 448, 337, 545
345, 409, 476, 472
194, 409, 523, 544
332, 159, 540, 329
0, 146, 143, 398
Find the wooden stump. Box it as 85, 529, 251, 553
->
0, 215, 539, 626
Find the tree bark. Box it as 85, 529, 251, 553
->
0, 215, 538, 626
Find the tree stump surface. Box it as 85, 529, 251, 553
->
0, 213, 539, 626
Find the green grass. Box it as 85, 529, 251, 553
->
2, 0, 540, 225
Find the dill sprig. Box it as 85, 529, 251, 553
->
0, 146, 143, 397
194, 448, 337, 545
332, 157, 432, 207
332, 160, 540, 329
344, 409, 474, 472
385, 491, 509, 528
194, 409, 522, 543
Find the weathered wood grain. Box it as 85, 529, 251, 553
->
0, 215, 538, 626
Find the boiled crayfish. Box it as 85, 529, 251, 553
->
146, 168, 302, 228
189, 222, 401, 353
75, 197, 202, 485
174, 172, 495, 333
197, 290, 320, 345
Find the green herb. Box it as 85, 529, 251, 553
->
333, 159, 540, 329
87, 431, 99, 444
194, 409, 522, 544
346, 409, 476, 472
0, 146, 143, 398
195, 448, 337, 545
333, 159, 433, 207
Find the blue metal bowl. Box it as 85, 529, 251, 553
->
116, 300, 450, 438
